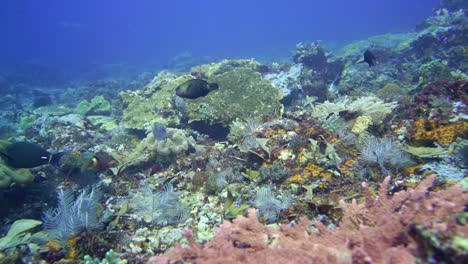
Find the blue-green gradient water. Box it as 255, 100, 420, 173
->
0, 0, 438, 79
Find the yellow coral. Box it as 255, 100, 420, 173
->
339, 159, 356, 177
351, 116, 372, 134
296, 149, 308, 163
277, 128, 287, 134
322, 172, 332, 182
284, 174, 306, 185
303, 127, 316, 138
263, 128, 277, 138
130, 138, 139, 146
344, 159, 355, 167
407, 164, 422, 175
304, 162, 324, 177
65, 236, 80, 259
411, 119, 467, 146
45, 240, 62, 252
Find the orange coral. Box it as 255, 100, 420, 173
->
411, 119, 467, 145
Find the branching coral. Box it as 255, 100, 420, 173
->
150, 175, 467, 264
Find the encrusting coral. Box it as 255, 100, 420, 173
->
150, 175, 467, 263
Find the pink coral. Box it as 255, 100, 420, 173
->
150, 175, 467, 264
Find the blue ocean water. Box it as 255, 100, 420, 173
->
0, 0, 438, 77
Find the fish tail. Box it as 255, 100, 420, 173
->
49, 152, 67, 168
209, 83, 219, 91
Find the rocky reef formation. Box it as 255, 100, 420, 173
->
120, 59, 282, 131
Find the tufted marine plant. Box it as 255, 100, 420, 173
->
254, 185, 293, 223
130, 184, 189, 227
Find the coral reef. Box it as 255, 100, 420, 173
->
150, 175, 468, 263
186, 65, 282, 125
1, 7, 467, 263
409, 118, 467, 146
74, 96, 112, 116
42, 185, 109, 241
119, 71, 192, 130
130, 184, 189, 227
128, 128, 197, 161
264, 64, 302, 97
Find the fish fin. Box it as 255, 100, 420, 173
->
209, 83, 219, 91
357, 59, 365, 64
49, 152, 66, 168
0, 151, 13, 163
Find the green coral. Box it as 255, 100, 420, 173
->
87, 115, 118, 131
83, 249, 127, 264
119, 60, 281, 129
186, 65, 282, 125
0, 219, 42, 250
74, 96, 112, 116
418, 60, 452, 81
190, 59, 261, 79
119, 72, 191, 130
0, 163, 35, 188
18, 113, 36, 132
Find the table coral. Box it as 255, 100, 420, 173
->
186, 65, 282, 125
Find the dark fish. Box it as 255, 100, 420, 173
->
358, 49, 377, 67
176, 79, 219, 99
33, 95, 52, 108
0, 141, 62, 168
153, 122, 167, 140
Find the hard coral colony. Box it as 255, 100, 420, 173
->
0, 2, 467, 264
